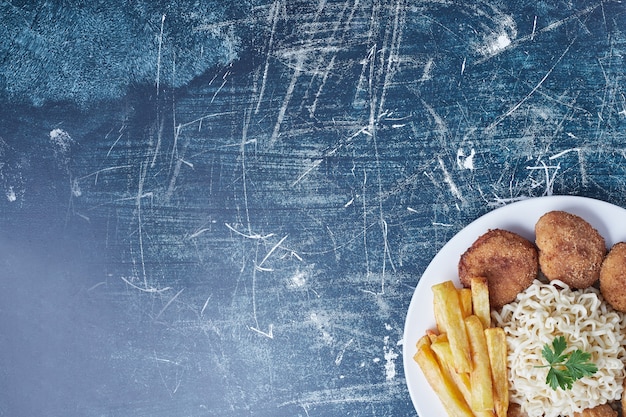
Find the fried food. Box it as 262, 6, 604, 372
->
506, 403, 528, 417
417, 280, 508, 417
572, 403, 618, 417
458, 229, 538, 309
600, 242, 626, 312
535, 211, 606, 289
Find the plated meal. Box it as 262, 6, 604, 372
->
403, 196, 626, 417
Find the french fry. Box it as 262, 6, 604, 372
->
459, 287, 473, 318
431, 339, 472, 406
414, 342, 474, 417
431, 333, 449, 345
433, 288, 446, 334
465, 315, 494, 412
485, 327, 509, 417
432, 281, 472, 373
416, 278, 510, 417
471, 277, 491, 328
425, 329, 438, 343
416, 334, 431, 353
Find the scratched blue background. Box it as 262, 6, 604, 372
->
1, 1, 626, 416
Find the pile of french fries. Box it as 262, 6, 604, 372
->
413, 277, 508, 417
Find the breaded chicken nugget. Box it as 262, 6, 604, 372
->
600, 242, 626, 312
535, 211, 606, 289
458, 229, 538, 309
572, 404, 617, 417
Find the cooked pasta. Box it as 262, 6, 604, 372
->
492, 280, 626, 417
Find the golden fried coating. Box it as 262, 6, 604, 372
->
622, 378, 626, 417
507, 403, 528, 417
572, 404, 618, 417
535, 211, 606, 289
458, 229, 538, 309
600, 242, 626, 312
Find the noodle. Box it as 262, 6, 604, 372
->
492, 280, 626, 417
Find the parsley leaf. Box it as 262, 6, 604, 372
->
537, 336, 598, 391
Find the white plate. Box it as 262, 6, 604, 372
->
402, 195, 626, 416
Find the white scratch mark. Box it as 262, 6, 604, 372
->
549, 147, 587, 185
187, 228, 211, 239
377, 0, 404, 116
156, 14, 166, 95
250, 240, 275, 339
549, 147, 581, 160
526, 161, 560, 196
178, 158, 194, 169
200, 294, 212, 317
309, 55, 336, 118
383, 335, 398, 381
289, 250, 303, 262
335, 338, 354, 366
176, 111, 237, 131
211, 68, 231, 104
154, 356, 181, 366
292, 127, 368, 186
269, 55, 302, 146
419, 58, 434, 83
361, 168, 370, 277
421, 99, 448, 140
363, 10, 400, 292
255, 234, 288, 271
106, 130, 124, 158
86, 281, 107, 292
120, 276, 171, 293
531, 16, 538, 40
6, 186, 16, 202
541, 4, 599, 34
136, 162, 149, 289
255, 0, 282, 114
164, 126, 188, 202
486, 36, 577, 131
154, 351, 184, 397
75, 212, 90, 222
151, 117, 165, 168
488, 196, 530, 208
456, 148, 476, 170
250, 323, 274, 339
238, 101, 260, 238
225, 223, 275, 240
438, 157, 465, 202
78, 164, 133, 185
71, 178, 82, 197
156, 288, 184, 320
292, 159, 323, 187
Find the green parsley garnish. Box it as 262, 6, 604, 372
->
537, 336, 598, 390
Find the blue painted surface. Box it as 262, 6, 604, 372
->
1, 1, 626, 416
